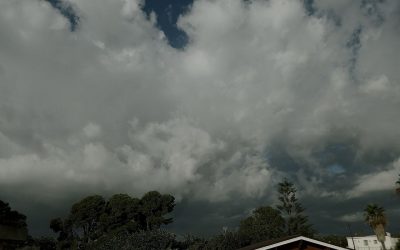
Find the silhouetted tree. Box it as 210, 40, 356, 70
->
205, 230, 249, 250
277, 179, 314, 237
316, 235, 347, 248
364, 204, 387, 250
139, 191, 175, 231
33, 236, 57, 250
70, 195, 106, 243
0, 200, 27, 229
395, 238, 400, 250
0, 200, 29, 249
178, 234, 208, 250
100, 194, 141, 233
239, 206, 284, 243
50, 191, 176, 248
86, 229, 177, 250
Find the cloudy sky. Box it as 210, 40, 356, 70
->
1, 0, 400, 237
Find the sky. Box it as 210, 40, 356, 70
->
0, 0, 400, 238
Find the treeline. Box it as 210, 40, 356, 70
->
49, 191, 175, 249
0, 180, 347, 250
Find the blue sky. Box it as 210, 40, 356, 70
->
48, 0, 193, 48
142, 0, 192, 48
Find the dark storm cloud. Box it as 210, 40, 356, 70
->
0, 0, 400, 236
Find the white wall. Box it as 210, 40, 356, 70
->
347, 233, 399, 250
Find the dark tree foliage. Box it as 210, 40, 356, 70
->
277, 179, 314, 237
49, 217, 77, 249
139, 191, 175, 231
239, 206, 285, 244
364, 204, 387, 250
33, 236, 57, 250
396, 174, 400, 194
205, 230, 250, 250
178, 231, 249, 250
315, 235, 347, 248
395, 238, 400, 250
50, 196, 106, 247
86, 229, 177, 250
0, 200, 27, 228
50, 191, 176, 249
70, 195, 106, 243
101, 194, 141, 233
0, 200, 29, 249
178, 234, 208, 250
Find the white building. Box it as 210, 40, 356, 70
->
347, 233, 399, 250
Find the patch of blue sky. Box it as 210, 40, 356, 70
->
142, 0, 193, 49
46, 0, 192, 49
327, 164, 346, 174
46, 0, 80, 31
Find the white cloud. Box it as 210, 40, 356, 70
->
347, 158, 400, 198
0, 117, 273, 203
339, 211, 363, 223
0, 0, 400, 209
83, 122, 102, 138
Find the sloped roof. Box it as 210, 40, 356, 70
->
238, 235, 350, 250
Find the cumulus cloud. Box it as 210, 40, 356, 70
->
0, 0, 400, 235
0, 116, 272, 204
347, 158, 400, 198
339, 211, 363, 223
83, 122, 102, 138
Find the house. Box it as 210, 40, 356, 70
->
346, 233, 399, 250
238, 235, 350, 250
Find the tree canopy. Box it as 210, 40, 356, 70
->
276, 179, 314, 237
0, 200, 27, 229
50, 191, 175, 249
364, 204, 387, 250
239, 206, 284, 244
139, 191, 175, 231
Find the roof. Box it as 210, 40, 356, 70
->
238, 235, 351, 250
346, 234, 398, 240
346, 235, 377, 239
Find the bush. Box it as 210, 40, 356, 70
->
395, 239, 400, 250
86, 229, 177, 250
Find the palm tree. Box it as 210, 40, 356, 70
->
364, 204, 387, 250
396, 174, 400, 194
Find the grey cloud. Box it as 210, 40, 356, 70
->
0, 0, 400, 236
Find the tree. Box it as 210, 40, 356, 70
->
0, 200, 27, 229
50, 217, 79, 249
0, 200, 29, 249
86, 229, 177, 250
33, 236, 57, 250
101, 194, 141, 233
395, 238, 400, 250
178, 234, 208, 250
395, 174, 400, 194
364, 204, 387, 250
316, 235, 347, 248
50, 191, 176, 248
205, 230, 249, 250
239, 206, 284, 243
139, 191, 175, 231
276, 179, 314, 237
69, 195, 106, 243
50, 195, 107, 248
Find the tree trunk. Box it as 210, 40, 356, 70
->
374, 224, 386, 250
